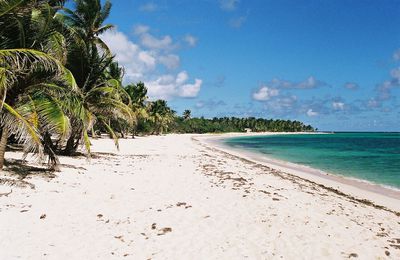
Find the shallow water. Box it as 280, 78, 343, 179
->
225, 133, 400, 189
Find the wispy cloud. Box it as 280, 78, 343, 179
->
332, 101, 345, 110
213, 75, 226, 88
219, 0, 240, 11
266, 76, 329, 89
306, 109, 319, 117
159, 54, 180, 70
229, 15, 247, 28
366, 66, 400, 108
134, 25, 176, 51
344, 82, 359, 90
393, 49, 400, 61
133, 24, 150, 35
195, 100, 227, 110
184, 34, 198, 47
139, 2, 158, 12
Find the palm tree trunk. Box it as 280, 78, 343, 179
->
43, 132, 60, 171
63, 132, 78, 155
91, 126, 97, 138
0, 127, 9, 169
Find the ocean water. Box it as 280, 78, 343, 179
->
224, 133, 400, 189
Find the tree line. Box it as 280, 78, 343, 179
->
0, 0, 314, 171
171, 115, 314, 134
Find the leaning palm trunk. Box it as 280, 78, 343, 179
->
42, 131, 60, 171
0, 49, 78, 169
62, 130, 80, 155
0, 127, 8, 169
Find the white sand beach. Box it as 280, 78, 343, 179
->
1, 134, 399, 259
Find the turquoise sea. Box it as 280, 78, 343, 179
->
224, 133, 400, 189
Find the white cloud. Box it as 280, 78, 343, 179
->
260, 95, 298, 116
393, 49, 400, 61
139, 2, 158, 12
159, 54, 180, 70
141, 33, 174, 50
176, 71, 189, 85
184, 35, 198, 47
229, 16, 247, 28
367, 98, 380, 108
269, 76, 328, 89
101, 28, 202, 99
145, 71, 202, 100
297, 76, 324, 89
195, 101, 205, 108
344, 82, 359, 90
306, 109, 319, 117
219, 0, 240, 11
134, 25, 175, 51
134, 24, 150, 35
180, 79, 202, 98
101, 30, 156, 81
332, 102, 345, 110
195, 100, 226, 110
252, 86, 279, 101
390, 67, 400, 80
367, 61, 400, 108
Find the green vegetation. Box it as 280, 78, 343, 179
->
0, 0, 314, 170
172, 115, 314, 134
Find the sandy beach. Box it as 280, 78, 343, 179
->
1, 134, 399, 259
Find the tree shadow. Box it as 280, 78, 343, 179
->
91, 152, 118, 159
3, 159, 56, 180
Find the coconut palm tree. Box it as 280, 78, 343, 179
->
147, 100, 175, 135
62, 0, 113, 53
125, 82, 149, 137
0, 0, 78, 169
59, 50, 133, 155
183, 109, 191, 120
59, 0, 133, 155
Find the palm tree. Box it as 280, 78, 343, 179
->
0, 1, 78, 169
63, 0, 113, 53
60, 51, 133, 154
60, 0, 133, 154
183, 109, 191, 120
147, 100, 175, 135
125, 82, 149, 137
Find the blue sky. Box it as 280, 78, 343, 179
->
99, 0, 400, 131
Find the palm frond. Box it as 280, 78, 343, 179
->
1, 102, 43, 157
0, 0, 25, 17
0, 67, 12, 104
82, 127, 91, 154
31, 97, 70, 139
98, 117, 119, 150
94, 37, 111, 55
95, 23, 113, 35
98, 0, 111, 25
0, 48, 64, 76
45, 32, 67, 64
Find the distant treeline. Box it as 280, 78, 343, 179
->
170, 116, 314, 133
130, 113, 314, 135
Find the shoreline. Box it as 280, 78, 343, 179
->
1, 134, 400, 259
195, 132, 400, 212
